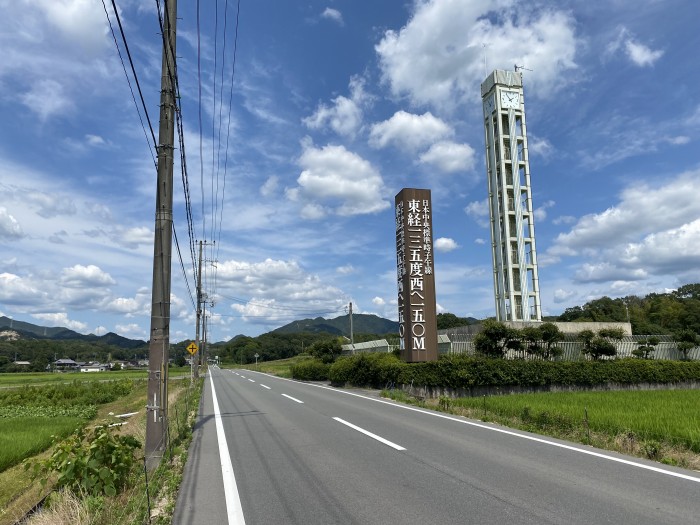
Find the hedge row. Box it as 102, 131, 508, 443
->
326, 353, 700, 389
290, 359, 331, 381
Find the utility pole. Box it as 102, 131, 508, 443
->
349, 302, 355, 354
194, 240, 203, 379
146, 0, 177, 468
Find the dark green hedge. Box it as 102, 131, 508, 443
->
290, 359, 331, 381
328, 354, 700, 389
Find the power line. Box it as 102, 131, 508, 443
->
101, 0, 157, 168
108, 0, 158, 150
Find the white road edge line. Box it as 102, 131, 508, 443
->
334, 417, 406, 451
247, 370, 700, 484
209, 373, 246, 524
260, 384, 271, 390
281, 393, 304, 404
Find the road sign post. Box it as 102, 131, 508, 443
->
187, 342, 198, 381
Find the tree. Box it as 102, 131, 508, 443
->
520, 326, 542, 358
632, 336, 660, 359
309, 338, 342, 364
673, 329, 699, 361
586, 337, 617, 360
473, 320, 519, 358
539, 322, 564, 359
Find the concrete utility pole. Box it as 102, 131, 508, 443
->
146, 0, 177, 468
194, 240, 203, 379
349, 302, 355, 354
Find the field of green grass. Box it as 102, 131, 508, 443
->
0, 367, 191, 387
452, 389, 700, 452
222, 355, 312, 378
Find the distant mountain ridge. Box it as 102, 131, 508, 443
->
272, 313, 399, 336
0, 316, 146, 349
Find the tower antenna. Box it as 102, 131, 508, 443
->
514, 64, 533, 73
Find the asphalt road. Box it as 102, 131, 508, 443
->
174, 366, 700, 524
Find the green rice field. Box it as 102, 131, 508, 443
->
453, 389, 700, 452
0, 417, 81, 472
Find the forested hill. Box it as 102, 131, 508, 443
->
556, 283, 700, 335
272, 314, 398, 336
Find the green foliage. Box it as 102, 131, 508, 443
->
473, 320, 519, 358
436, 313, 475, 330
329, 353, 405, 387
331, 354, 700, 389
308, 338, 342, 364
633, 336, 660, 359
290, 359, 331, 381
28, 425, 141, 497
0, 379, 133, 407
673, 329, 699, 360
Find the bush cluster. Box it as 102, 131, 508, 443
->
327, 354, 700, 389
290, 359, 331, 381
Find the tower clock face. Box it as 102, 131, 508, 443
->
500, 90, 520, 109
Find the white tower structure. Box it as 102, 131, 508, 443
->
481, 69, 542, 322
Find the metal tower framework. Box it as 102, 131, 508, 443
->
481, 70, 542, 322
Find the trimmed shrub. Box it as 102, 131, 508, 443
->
329, 353, 405, 387
330, 354, 700, 390
290, 359, 331, 381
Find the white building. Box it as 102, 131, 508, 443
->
481, 69, 542, 322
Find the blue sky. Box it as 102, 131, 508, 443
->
1, 0, 699, 342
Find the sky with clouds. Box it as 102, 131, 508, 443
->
0, 0, 698, 342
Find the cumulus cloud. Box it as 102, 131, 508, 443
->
60, 264, 116, 288
369, 111, 453, 150
214, 258, 348, 325
24, 190, 77, 218
0, 273, 47, 305
435, 237, 459, 252
288, 140, 389, 216
375, 1, 579, 108
553, 288, 575, 303
32, 312, 87, 332
303, 76, 368, 137
607, 27, 663, 67
20, 79, 74, 121
0, 207, 23, 239
372, 296, 385, 306
549, 171, 700, 256
260, 176, 279, 197
533, 200, 555, 222
419, 141, 475, 173
336, 264, 356, 274
464, 198, 490, 228
321, 7, 344, 26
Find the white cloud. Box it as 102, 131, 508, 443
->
289, 140, 389, 216
553, 288, 575, 304
336, 264, 356, 274
303, 77, 369, 138
549, 170, 700, 256
214, 258, 347, 326
474, 238, 486, 245
0, 207, 23, 239
553, 215, 576, 226
260, 176, 279, 197
369, 111, 453, 150
419, 141, 475, 173
0, 272, 47, 305
529, 136, 554, 159
607, 27, 663, 67
32, 312, 87, 332
625, 40, 664, 67
20, 79, 74, 121
372, 296, 385, 306
375, 1, 579, 108
60, 264, 116, 288
435, 237, 459, 252
533, 200, 555, 222
464, 198, 490, 227
321, 8, 344, 26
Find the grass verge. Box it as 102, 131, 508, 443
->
0, 375, 202, 525
381, 388, 700, 470
222, 355, 313, 378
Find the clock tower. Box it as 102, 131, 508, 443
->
481, 69, 542, 322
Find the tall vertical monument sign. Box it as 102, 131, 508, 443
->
395, 188, 438, 362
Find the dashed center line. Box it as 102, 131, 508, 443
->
259, 384, 271, 390
248, 379, 255, 383
281, 393, 304, 404
333, 417, 406, 451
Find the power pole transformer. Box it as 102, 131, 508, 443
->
146, 0, 177, 468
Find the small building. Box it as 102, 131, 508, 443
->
54, 358, 79, 371
14, 360, 31, 367
80, 363, 109, 373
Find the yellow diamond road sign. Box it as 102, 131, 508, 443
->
187, 342, 198, 355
